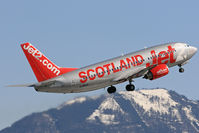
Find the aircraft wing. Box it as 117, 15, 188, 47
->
113, 64, 157, 83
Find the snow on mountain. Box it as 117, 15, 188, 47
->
57, 97, 87, 110
1, 88, 199, 133
87, 96, 126, 125
119, 89, 183, 123
120, 89, 178, 114
183, 106, 199, 132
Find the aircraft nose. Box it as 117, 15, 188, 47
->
189, 46, 198, 56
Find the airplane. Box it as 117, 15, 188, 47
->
10, 42, 197, 94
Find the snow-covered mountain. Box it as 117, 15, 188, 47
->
1, 88, 199, 133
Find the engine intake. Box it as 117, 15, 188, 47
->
144, 64, 169, 80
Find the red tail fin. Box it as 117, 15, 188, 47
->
21, 43, 77, 82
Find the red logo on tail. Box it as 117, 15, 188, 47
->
21, 43, 77, 82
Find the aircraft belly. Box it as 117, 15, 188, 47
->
35, 77, 113, 93
73, 78, 113, 93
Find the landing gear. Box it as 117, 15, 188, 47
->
107, 79, 135, 94
178, 65, 185, 73
107, 86, 116, 94
126, 84, 135, 91
126, 79, 135, 91
179, 68, 184, 73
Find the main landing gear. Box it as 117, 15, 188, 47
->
107, 80, 135, 94
178, 65, 185, 73
107, 86, 116, 94
126, 79, 135, 91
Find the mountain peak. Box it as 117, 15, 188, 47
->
120, 88, 178, 114
87, 96, 126, 125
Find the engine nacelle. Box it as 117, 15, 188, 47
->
144, 64, 169, 80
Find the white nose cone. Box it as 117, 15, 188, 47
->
189, 46, 198, 56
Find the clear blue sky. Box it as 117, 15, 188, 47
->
0, 0, 199, 130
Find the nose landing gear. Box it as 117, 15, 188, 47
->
178, 65, 185, 73
179, 67, 185, 73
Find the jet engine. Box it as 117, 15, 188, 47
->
144, 64, 169, 80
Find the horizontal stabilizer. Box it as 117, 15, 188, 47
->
6, 83, 35, 87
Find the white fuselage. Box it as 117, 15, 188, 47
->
35, 42, 197, 93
